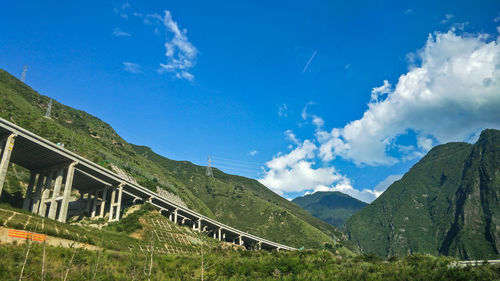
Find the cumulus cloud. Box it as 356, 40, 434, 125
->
112, 28, 131, 37
158, 10, 197, 80
123, 62, 142, 74
317, 30, 500, 166
259, 140, 346, 196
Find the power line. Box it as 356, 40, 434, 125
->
211, 156, 263, 165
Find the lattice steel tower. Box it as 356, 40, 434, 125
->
21, 65, 28, 82
45, 99, 52, 118
205, 156, 213, 177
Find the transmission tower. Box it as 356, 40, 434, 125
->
20, 65, 28, 82
205, 156, 213, 177
45, 99, 52, 118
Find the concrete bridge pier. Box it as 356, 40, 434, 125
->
20, 162, 76, 223
91, 188, 108, 219
0, 133, 16, 197
22, 171, 38, 211
108, 183, 124, 222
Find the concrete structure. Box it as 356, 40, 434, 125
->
0, 117, 295, 251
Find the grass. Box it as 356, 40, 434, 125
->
0, 243, 498, 280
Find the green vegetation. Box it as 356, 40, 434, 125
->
0, 68, 347, 250
0, 243, 498, 280
344, 130, 500, 260
292, 191, 367, 227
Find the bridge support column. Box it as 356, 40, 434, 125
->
38, 170, 55, 217
218, 228, 222, 241
31, 172, 47, 214
238, 236, 243, 246
85, 192, 92, 214
0, 133, 16, 198
197, 219, 202, 232
109, 183, 123, 222
91, 190, 100, 218
99, 188, 108, 218
173, 209, 178, 224
257, 242, 262, 251
22, 171, 37, 210
58, 162, 76, 223
47, 168, 64, 220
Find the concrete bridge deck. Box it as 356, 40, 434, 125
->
0, 117, 295, 251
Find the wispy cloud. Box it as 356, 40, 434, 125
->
284, 130, 300, 145
248, 150, 258, 156
278, 104, 288, 117
404, 9, 412, 14
114, 2, 131, 20
112, 28, 131, 37
123, 62, 142, 74
158, 10, 198, 81
440, 14, 454, 24
301, 101, 315, 120
302, 50, 317, 73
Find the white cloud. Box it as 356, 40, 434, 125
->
284, 130, 300, 145
440, 14, 454, 24
158, 10, 198, 80
114, 2, 130, 20
259, 140, 346, 196
248, 150, 258, 156
302, 50, 317, 73
312, 116, 324, 128
123, 62, 142, 74
301, 101, 315, 120
404, 9, 412, 14
278, 104, 288, 117
317, 30, 500, 166
112, 28, 131, 37
371, 79, 391, 101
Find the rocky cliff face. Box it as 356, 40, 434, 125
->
344, 129, 500, 259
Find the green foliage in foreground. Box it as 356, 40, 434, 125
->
0, 243, 498, 281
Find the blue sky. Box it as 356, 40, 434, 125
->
1, 1, 500, 202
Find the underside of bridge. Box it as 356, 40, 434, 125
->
0, 118, 294, 251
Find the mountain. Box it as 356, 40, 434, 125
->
0, 68, 350, 250
344, 130, 500, 259
292, 191, 367, 228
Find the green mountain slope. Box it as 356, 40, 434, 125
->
132, 145, 346, 248
344, 130, 500, 259
292, 191, 367, 227
0, 68, 347, 250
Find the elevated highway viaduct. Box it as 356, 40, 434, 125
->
0, 117, 295, 251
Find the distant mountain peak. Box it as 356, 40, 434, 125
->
293, 191, 367, 228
